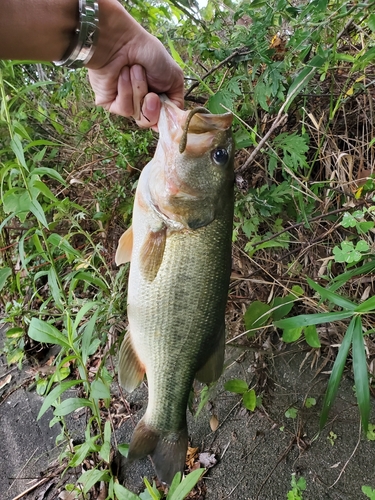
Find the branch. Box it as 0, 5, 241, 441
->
184, 48, 250, 98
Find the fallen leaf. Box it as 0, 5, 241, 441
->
330, 462, 341, 468
186, 446, 199, 469
210, 414, 219, 432
0, 374, 12, 390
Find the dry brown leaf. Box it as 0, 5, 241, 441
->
210, 414, 219, 432
0, 374, 12, 390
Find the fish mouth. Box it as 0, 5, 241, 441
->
158, 95, 233, 155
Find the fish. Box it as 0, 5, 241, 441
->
115, 95, 234, 484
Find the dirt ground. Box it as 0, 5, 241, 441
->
1, 324, 375, 500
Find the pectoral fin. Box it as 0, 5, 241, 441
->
139, 227, 167, 281
118, 334, 145, 392
115, 226, 133, 266
195, 323, 225, 384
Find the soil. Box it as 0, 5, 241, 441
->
1, 325, 374, 500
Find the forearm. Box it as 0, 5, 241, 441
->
0, 0, 78, 61
0, 0, 140, 66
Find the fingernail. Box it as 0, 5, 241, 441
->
145, 93, 157, 112
132, 65, 144, 81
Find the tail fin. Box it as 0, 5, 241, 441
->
128, 419, 188, 484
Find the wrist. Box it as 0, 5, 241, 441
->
86, 0, 147, 70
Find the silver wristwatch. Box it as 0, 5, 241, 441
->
54, 0, 99, 68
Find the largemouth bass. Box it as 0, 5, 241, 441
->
115, 95, 234, 484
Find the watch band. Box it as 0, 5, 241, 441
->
54, 0, 99, 68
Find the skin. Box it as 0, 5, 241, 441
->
0, 0, 184, 128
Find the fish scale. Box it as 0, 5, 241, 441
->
129, 216, 232, 434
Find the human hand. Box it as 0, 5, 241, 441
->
87, 0, 184, 129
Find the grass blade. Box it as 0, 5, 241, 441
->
319, 316, 355, 430
352, 316, 370, 432
275, 310, 353, 329
307, 277, 356, 311
355, 295, 375, 313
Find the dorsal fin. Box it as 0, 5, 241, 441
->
115, 226, 133, 265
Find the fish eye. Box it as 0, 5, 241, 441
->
211, 148, 229, 166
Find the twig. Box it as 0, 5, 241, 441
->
255, 436, 296, 499
11, 477, 50, 500
238, 113, 288, 174
8, 447, 40, 497
222, 475, 245, 499
184, 49, 250, 98
252, 203, 367, 247
168, 0, 207, 29
328, 422, 362, 488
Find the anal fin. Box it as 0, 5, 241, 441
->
115, 226, 133, 266
195, 323, 225, 384
139, 227, 166, 281
118, 334, 145, 392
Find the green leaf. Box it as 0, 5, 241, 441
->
118, 443, 129, 458
28, 318, 70, 348
275, 310, 354, 330
104, 420, 111, 442
167, 37, 185, 67
306, 277, 356, 311
242, 389, 256, 411
366, 424, 375, 441
244, 301, 271, 331
320, 316, 355, 430
37, 380, 83, 420
29, 198, 49, 228
48, 267, 64, 310
10, 134, 28, 171
143, 478, 161, 500
71, 271, 108, 291
305, 398, 316, 408
47, 233, 81, 258
69, 438, 99, 468
369, 13, 375, 32
6, 327, 23, 339
352, 316, 369, 432
113, 482, 140, 500
224, 379, 248, 394
362, 485, 375, 499
91, 379, 110, 400
282, 327, 303, 343
99, 441, 111, 463
78, 469, 110, 494
31, 180, 58, 202
271, 295, 296, 321
168, 472, 182, 500
194, 384, 211, 419
54, 397, 93, 416
304, 325, 321, 348
285, 55, 325, 110
207, 90, 234, 114
167, 469, 204, 500
32, 167, 67, 186
285, 407, 298, 419
0, 267, 12, 291
81, 309, 100, 364
355, 295, 375, 313
73, 301, 98, 332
